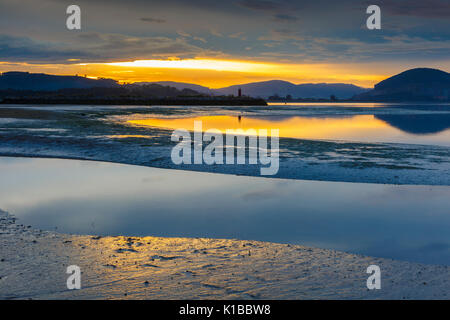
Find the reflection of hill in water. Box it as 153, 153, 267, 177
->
375, 114, 450, 134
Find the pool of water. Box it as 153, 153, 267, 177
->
128, 113, 450, 147
1, 157, 449, 265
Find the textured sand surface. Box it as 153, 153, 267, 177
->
1, 210, 449, 300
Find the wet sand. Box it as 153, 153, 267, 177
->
1, 209, 449, 300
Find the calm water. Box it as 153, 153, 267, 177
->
1, 157, 449, 265
2, 103, 449, 146
128, 113, 450, 147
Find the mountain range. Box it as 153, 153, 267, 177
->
136, 80, 369, 99
1, 68, 449, 102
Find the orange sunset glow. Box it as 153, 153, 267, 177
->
128, 114, 392, 140
128, 114, 450, 146
0, 59, 388, 88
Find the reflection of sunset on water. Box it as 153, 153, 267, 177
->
127, 114, 450, 145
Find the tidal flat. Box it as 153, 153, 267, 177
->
0, 103, 449, 185
0, 103, 449, 299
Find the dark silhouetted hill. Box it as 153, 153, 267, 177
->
214, 80, 368, 99
353, 68, 450, 102
140, 80, 369, 99
375, 113, 450, 134
0, 74, 266, 105
0, 71, 119, 91
136, 81, 213, 95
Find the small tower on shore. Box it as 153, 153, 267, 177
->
238, 88, 242, 97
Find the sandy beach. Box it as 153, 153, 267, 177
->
1, 209, 449, 300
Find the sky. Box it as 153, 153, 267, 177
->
1, 0, 450, 88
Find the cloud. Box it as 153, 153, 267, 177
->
228, 32, 247, 40
272, 14, 298, 22
176, 30, 192, 38
0, 32, 217, 63
2, 0, 450, 66
0, 34, 94, 63
193, 36, 207, 43
176, 31, 207, 43
140, 17, 166, 23
238, 0, 278, 11
258, 29, 305, 41
75, 33, 212, 60
258, 32, 450, 63
380, 0, 450, 19
210, 29, 224, 37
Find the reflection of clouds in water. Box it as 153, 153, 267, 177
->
2, 157, 450, 265
241, 180, 294, 201
22, 128, 67, 132
0, 118, 42, 124
418, 242, 449, 253
365, 185, 450, 208
126, 106, 450, 146
359, 238, 450, 265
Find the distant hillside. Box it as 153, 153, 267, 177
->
5, 72, 367, 99
0, 76, 266, 105
214, 81, 368, 99
136, 81, 213, 95
0, 71, 119, 91
214, 80, 296, 98
0, 83, 202, 100
139, 80, 368, 99
353, 68, 450, 102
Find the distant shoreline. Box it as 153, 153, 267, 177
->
267, 99, 450, 103
0, 97, 267, 106
3, 98, 449, 105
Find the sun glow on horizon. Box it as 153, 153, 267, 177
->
127, 115, 390, 140
0, 58, 410, 88
104, 59, 276, 73
89, 58, 386, 88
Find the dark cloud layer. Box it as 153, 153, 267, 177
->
0, 32, 213, 63
0, 34, 94, 62
140, 17, 166, 23
239, 0, 279, 11
272, 14, 298, 22
0, 0, 449, 64
380, 0, 450, 19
